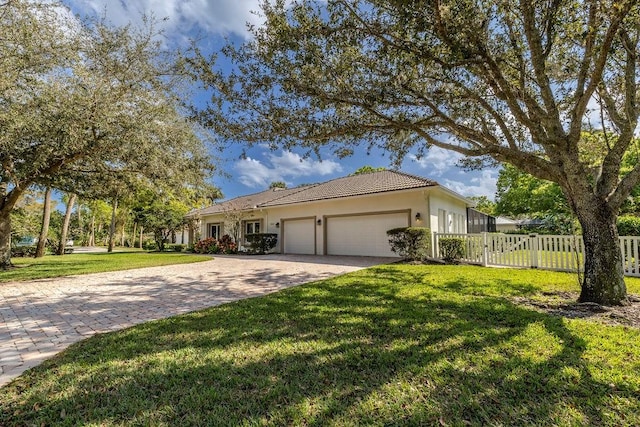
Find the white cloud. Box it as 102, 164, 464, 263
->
408, 147, 464, 177
64, 0, 263, 38
442, 169, 498, 199
235, 151, 342, 189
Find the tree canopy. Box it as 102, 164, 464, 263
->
0, 0, 216, 266
194, 0, 640, 305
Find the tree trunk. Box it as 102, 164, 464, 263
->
132, 222, 137, 248
57, 193, 77, 255
139, 226, 143, 249
108, 198, 118, 253
35, 187, 52, 258
89, 214, 95, 246
0, 210, 12, 269
576, 202, 627, 305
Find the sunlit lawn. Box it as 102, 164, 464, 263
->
1, 265, 639, 425
0, 251, 210, 283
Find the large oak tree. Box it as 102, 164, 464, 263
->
195, 0, 640, 305
0, 1, 214, 266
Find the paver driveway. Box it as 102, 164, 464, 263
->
0, 254, 392, 387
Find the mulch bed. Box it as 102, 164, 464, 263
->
512, 292, 640, 328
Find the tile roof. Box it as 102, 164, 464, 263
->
260, 170, 438, 207
191, 170, 442, 217
189, 186, 313, 216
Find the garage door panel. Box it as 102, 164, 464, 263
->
327, 212, 408, 257
283, 218, 315, 254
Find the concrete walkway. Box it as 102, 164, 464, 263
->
0, 254, 393, 388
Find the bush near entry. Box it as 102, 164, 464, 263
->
387, 227, 431, 261
245, 233, 278, 254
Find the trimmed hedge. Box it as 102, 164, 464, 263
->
386, 227, 431, 261
245, 233, 278, 254
439, 237, 465, 263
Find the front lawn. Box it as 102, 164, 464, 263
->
0, 251, 210, 283
1, 265, 639, 425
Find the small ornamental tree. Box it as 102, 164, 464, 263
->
387, 227, 431, 261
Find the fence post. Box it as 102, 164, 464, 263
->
482, 232, 488, 267
530, 234, 538, 268
431, 232, 436, 259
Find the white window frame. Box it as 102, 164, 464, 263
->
243, 219, 262, 243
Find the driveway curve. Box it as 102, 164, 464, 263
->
0, 254, 393, 387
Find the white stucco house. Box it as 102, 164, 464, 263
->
187, 170, 472, 257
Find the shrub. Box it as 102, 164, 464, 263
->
217, 235, 238, 254
617, 215, 640, 236
194, 237, 220, 254
11, 245, 37, 257
165, 244, 185, 252
245, 233, 278, 254
387, 227, 431, 261
439, 237, 465, 263
142, 241, 158, 251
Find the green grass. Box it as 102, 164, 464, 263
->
0, 251, 211, 282
2, 265, 640, 426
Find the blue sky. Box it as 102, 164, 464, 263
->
63, 0, 498, 201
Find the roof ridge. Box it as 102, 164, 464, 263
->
384, 169, 441, 186
255, 183, 320, 207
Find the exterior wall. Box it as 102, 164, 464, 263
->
428, 190, 469, 234
196, 186, 469, 255
267, 188, 441, 255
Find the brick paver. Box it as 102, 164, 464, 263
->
0, 254, 392, 387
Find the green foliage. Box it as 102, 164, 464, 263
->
468, 196, 497, 216
269, 181, 287, 189
387, 227, 431, 261
1, 1, 215, 267
142, 241, 158, 251
245, 233, 278, 254
617, 216, 640, 236
166, 244, 185, 252
2, 265, 640, 425
495, 165, 569, 218
194, 237, 219, 254
439, 238, 465, 263
10, 246, 37, 258
351, 166, 386, 175
132, 189, 191, 252
217, 235, 238, 254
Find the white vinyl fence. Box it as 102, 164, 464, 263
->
433, 233, 640, 277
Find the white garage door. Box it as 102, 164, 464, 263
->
283, 218, 316, 254
326, 212, 409, 257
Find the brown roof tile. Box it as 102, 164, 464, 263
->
261, 170, 438, 207
189, 186, 313, 216
191, 170, 440, 216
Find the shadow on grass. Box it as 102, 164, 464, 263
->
1, 268, 636, 425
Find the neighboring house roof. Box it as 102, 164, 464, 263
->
191, 170, 458, 216
495, 216, 518, 226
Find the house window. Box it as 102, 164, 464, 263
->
243, 220, 261, 242
209, 223, 222, 240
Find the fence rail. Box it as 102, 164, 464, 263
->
433, 233, 640, 277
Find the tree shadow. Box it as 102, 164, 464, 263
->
1, 268, 637, 425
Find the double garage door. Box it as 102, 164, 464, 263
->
282, 211, 409, 257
